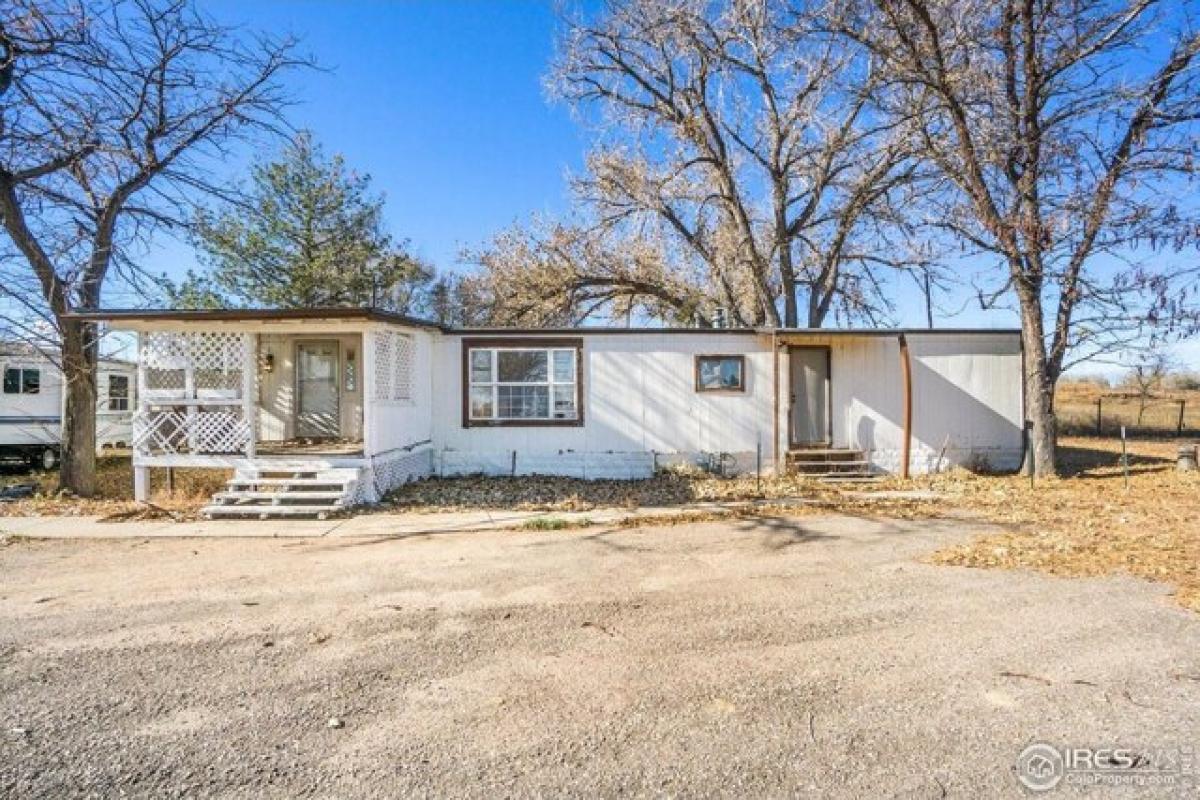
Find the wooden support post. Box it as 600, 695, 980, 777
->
133, 465, 150, 503
1096, 397, 1103, 436
1178, 400, 1186, 436
898, 334, 913, 479
242, 333, 257, 459
772, 332, 781, 477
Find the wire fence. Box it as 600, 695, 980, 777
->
1058, 396, 1199, 437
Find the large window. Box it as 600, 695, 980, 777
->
3, 367, 40, 395
464, 339, 582, 426
108, 374, 130, 411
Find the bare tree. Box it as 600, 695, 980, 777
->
1125, 352, 1175, 426
549, 0, 923, 329
845, 0, 1200, 475
463, 218, 714, 326
0, 0, 307, 495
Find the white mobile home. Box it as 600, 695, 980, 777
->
0, 344, 136, 469
75, 308, 1025, 517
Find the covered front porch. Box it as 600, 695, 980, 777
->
128, 326, 369, 513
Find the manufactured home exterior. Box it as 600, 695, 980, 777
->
75, 309, 1025, 516
0, 344, 136, 468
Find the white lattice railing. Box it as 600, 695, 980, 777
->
134, 331, 257, 459
133, 404, 253, 456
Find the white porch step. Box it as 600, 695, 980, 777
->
227, 478, 348, 488
212, 490, 346, 502
204, 462, 362, 520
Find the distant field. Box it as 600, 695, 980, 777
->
1057, 380, 1200, 437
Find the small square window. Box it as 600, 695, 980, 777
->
695, 356, 745, 392
3, 368, 19, 394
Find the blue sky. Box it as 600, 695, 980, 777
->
153, 0, 585, 274
135, 1, 1195, 373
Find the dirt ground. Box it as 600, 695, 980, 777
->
2, 516, 1198, 798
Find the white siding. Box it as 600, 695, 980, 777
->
360, 325, 436, 498
257, 333, 363, 441
906, 332, 1024, 472
433, 332, 775, 478
781, 333, 1023, 473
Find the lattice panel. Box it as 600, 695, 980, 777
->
140, 331, 248, 394
133, 408, 251, 455
373, 330, 414, 401
353, 448, 432, 504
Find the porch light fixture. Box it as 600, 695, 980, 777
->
263, 352, 275, 373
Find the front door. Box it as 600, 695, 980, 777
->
789, 347, 830, 446
296, 341, 340, 439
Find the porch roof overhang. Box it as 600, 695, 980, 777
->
67, 307, 446, 334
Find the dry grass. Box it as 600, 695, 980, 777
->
925, 437, 1200, 612
0, 452, 228, 520
391, 437, 1200, 612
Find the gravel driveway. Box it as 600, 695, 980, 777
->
2, 515, 1198, 798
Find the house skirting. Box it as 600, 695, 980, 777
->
434, 449, 771, 480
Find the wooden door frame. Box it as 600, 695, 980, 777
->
787, 345, 832, 448
294, 338, 341, 439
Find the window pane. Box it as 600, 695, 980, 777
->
698, 357, 742, 390
497, 350, 547, 383
109, 375, 129, 411
469, 386, 494, 419
552, 385, 576, 419
470, 350, 492, 383
3, 368, 18, 394
22, 369, 39, 394
498, 385, 549, 418
552, 350, 574, 382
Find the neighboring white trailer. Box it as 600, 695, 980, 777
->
0, 346, 136, 469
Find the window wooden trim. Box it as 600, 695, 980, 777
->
461, 337, 584, 428
694, 354, 746, 393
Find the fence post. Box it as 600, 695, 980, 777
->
756, 441, 762, 496
1120, 426, 1129, 491
1178, 400, 1186, 436
1096, 397, 1102, 436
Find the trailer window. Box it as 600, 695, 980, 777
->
463, 338, 582, 427
108, 375, 130, 411
3, 367, 39, 394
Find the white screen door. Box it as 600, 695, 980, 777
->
296, 341, 340, 438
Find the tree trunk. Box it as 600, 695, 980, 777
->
58, 319, 98, 497
1019, 311, 1058, 477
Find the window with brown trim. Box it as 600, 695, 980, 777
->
462, 338, 583, 426
695, 355, 745, 392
